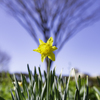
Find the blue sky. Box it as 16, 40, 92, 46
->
0, 8, 100, 76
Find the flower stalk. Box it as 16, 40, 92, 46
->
47, 58, 50, 100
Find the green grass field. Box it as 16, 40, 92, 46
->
0, 65, 100, 100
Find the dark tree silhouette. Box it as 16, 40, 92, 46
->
0, 49, 11, 71
0, 0, 100, 70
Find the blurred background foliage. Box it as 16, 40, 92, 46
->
0, 72, 13, 99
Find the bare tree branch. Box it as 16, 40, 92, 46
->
0, 0, 100, 69
0, 49, 11, 72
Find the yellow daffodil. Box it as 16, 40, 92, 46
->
13, 81, 22, 90
18, 82, 22, 86
33, 37, 57, 62
13, 81, 22, 86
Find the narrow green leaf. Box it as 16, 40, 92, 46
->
85, 76, 89, 100
64, 68, 72, 100
97, 76, 100, 86
38, 67, 42, 79
27, 64, 32, 81
44, 70, 47, 80
11, 90, 15, 100
93, 86, 100, 95
74, 89, 78, 100
41, 82, 46, 99
78, 75, 81, 91
13, 74, 24, 100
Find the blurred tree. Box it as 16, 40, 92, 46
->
0, 49, 10, 72
0, 0, 100, 70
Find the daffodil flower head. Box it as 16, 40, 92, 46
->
13, 81, 22, 90
33, 37, 57, 62
18, 82, 22, 87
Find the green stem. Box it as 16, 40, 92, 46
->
47, 58, 50, 100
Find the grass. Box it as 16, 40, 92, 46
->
0, 65, 100, 100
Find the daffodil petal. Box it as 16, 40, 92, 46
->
39, 39, 45, 44
41, 55, 46, 62
52, 46, 57, 51
33, 48, 40, 53
47, 37, 53, 46
48, 52, 55, 61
